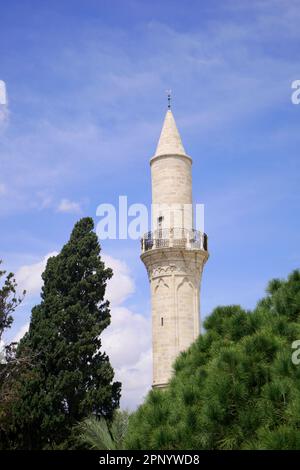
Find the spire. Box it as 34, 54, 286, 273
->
154, 109, 187, 157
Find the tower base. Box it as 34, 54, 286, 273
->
141, 246, 208, 388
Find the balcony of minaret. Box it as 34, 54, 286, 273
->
141, 228, 208, 253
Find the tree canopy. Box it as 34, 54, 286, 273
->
4, 218, 121, 449
125, 270, 300, 450
0, 261, 25, 447
0, 260, 24, 347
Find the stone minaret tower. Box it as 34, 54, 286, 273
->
141, 106, 209, 389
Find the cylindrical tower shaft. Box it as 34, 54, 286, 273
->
141, 108, 208, 389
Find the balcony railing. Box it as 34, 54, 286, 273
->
141, 228, 208, 253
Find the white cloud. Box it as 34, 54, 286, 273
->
0, 106, 8, 126
0, 80, 8, 127
102, 254, 135, 306
102, 255, 151, 409
15, 252, 58, 296
0, 340, 5, 364
35, 191, 53, 210
13, 323, 29, 343
57, 198, 82, 214
102, 306, 150, 369
102, 306, 152, 410
116, 349, 152, 410
0, 80, 7, 105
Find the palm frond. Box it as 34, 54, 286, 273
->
77, 416, 115, 450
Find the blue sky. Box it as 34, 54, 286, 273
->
0, 0, 300, 408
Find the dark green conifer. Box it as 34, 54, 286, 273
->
8, 218, 121, 449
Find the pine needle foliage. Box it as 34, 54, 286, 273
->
125, 270, 300, 450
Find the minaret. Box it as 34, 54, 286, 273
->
141, 104, 209, 389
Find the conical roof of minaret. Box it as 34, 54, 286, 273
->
154, 109, 188, 158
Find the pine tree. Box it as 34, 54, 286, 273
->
6, 218, 121, 449
125, 270, 300, 450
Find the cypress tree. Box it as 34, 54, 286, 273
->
7, 218, 121, 449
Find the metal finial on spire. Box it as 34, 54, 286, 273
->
166, 89, 172, 109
